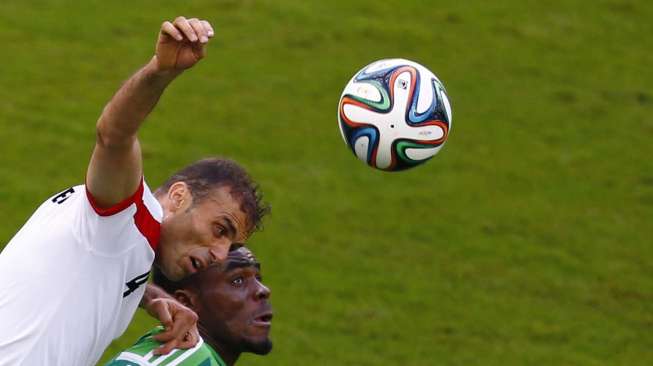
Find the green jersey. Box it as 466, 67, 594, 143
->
105, 327, 226, 366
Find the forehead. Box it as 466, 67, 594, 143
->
225, 247, 259, 269
198, 248, 260, 280
230, 246, 257, 262
200, 186, 241, 210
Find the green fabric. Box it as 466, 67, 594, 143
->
105, 327, 226, 366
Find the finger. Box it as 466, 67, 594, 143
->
200, 20, 215, 38
153, 325, 192, 348
153, 339, 179, 356
188, 18, 208, 43
161, 21, 183, 41
177, 333, 198, 350
152, 319, 194, 343
163, 313, 195, 343
154, 304, 174, 330
173, 328, 198, 350
192, 42, 207, 60
153, 328, 175, 343
173, 16, 198, 42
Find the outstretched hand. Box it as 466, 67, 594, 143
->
155, 16, 215, 72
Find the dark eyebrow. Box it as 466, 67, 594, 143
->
223, 217, 237, 240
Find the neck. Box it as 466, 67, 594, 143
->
198, 324, 240, 366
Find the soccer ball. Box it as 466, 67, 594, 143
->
338, 59, 452, 171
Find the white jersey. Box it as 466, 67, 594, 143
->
0, 180, 162, 365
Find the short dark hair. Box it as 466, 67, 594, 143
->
155, 158, 270, 234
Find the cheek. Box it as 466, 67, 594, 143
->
203, 291, 247, 319
201, 298, 244, 331
170, 210, 201, 244
187, 215, 213, 245
160, 240, 178, 263
156, 242, 187, 280
154, 243, 170, 268
159, 253, 181, 280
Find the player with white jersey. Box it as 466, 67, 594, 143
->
0, 16, 269, 365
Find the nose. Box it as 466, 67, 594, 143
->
209, 244, 229, 263
255, 281, 270, 300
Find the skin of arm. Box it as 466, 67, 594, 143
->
86, 16, 215, 207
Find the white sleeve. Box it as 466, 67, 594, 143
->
77, 178, 162, 256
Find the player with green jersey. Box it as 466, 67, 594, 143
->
107, 245, 273, 366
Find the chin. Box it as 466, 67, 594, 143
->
246, 339, 273, 355
167, 266, 185, 281
153, 260, 181, 281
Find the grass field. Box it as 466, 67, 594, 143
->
0, 0, 652, 365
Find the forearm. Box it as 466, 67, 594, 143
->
86, 17, 211, 207
97, 57, 181, 147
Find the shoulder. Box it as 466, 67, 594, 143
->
106, 328, 220, 366
77, 178, 163, 254
105, 327, 164, 365
85, 178, 162, 220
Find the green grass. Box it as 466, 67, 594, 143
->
1, 0, 652, 365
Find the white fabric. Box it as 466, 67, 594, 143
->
0, 181, 162, 365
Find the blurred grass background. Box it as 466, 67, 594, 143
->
0, 0, 652, 365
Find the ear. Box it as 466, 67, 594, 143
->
174, 289, 200, 313
167, 182, 192, 213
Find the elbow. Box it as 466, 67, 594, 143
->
95, 118, 135, 149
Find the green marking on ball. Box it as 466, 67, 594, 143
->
396, 140, 433, 164
348, 80, 391, 111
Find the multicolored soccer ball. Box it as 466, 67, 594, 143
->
338, 59, 452, 171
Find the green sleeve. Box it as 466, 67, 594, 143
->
105, 327, 225, 366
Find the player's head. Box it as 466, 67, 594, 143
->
153, 245, 273, 363
153, 158, 270, 281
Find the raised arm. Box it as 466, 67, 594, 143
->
86, 17, 215, 207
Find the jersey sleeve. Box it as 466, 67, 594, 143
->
75, 178, 163, 256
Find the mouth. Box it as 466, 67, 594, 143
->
252, 311, 273, 327
185, 255, 204, 275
